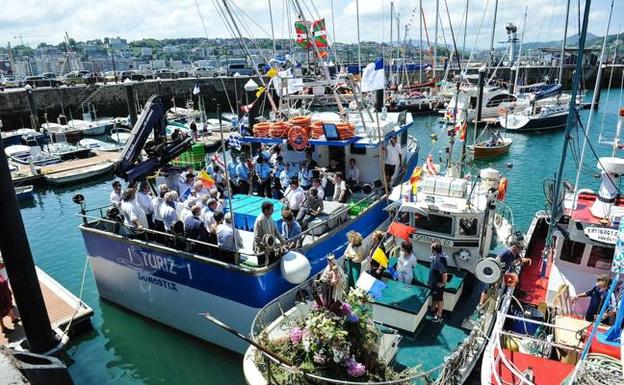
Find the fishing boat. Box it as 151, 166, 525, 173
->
4, 144, 61, 166
498, 103, 570, 131
44, 161, 114, 185
42, 122, 82, 142
110, 127, 132, 144
15, 185, 34, 200
1, 128, 47, 147
242, 161, 517, 384
75, 92, 419, 353
79, 138, 122, 152
67, 119, 108, 136
42, 136, 92, 161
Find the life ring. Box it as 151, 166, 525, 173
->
288, 125, 309, 151
290, 115, 312, 127
269, 122, 289, 138
254, 122, 271, 137
475, 257, 502, 284
497, 177, 508, 201
310, 121, 325, 139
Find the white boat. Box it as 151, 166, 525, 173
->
498, 103, 569, 131
42, 122, 81, 136
166, 107, 202, 122
44, 161, 114, 185
79, 138, 122, 152
5, 144, 60, 166
15, 185, 34, 200
42, 139, 92, 160
67, 119, 107, 136
110, 128, 132, 144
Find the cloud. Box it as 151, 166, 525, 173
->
0, 0, 619, 49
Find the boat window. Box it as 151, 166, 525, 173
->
414, 214, 453, 235
469, 96, 477, 109
559, 239, 585, 265
349, 144, 366, 155
458, 217, 478, 236
400, 129, 408, 146
587, 245, 613, 270
486, 94, 516, 108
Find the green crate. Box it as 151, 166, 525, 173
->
348, 201, 370, 216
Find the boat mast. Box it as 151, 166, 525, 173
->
572, 0, 614, 193
513, 8, 528, 95
558, 0, 571, 86
390, 2, 394, 86
268, 0, 277, 57
489, 0, 499, 69
356, 0, 361, 73
419, 0, 423, 83
462, 0, 469, 61
433, 0, 439, 81
219, 0, 278, 112
542, 0, 592, 277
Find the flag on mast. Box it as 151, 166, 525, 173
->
193, 83, 200, 95
312, 19, 328, 48
361, 58, 385, 92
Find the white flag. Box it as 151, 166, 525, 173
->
193, 83, 200, 95
360, 58, 385, 92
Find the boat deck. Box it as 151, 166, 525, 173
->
1, 267, 93, 346
518, 219, 551, 306
393, 278, 480, 374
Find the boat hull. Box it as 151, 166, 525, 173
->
472, 140, 512, 159
501, 112, 568, 131
80, 198, 391, 354
45, 162, 114, 185
81, 125, 107, 136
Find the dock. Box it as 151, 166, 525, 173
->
1, 267, 93, 347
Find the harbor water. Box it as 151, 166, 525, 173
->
16, 89, 623, 384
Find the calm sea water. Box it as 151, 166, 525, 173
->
16, 88, 623, 384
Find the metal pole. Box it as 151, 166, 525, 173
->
543, 0, 592, 277
356, 0, 361, 73
513, 8, 528, 94
434, 0, 439, 80
419, 0, 423, 83
0, 139, 57, 354
559, 0, 571, 86
268, 0, 276, 57
489, 0, 499, 68
330, 0, 336, 44
217, 103, 237, 250
462, 0, 469, 60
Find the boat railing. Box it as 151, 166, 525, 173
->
495, 200, 515, 230
76, 205, 270, 268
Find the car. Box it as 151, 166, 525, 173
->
41, 72, 57, 79
226, 63, 253, 76
83, 72, 105, 85
192, 66, 222, 78
154, 69, 176, 79
0, 76, 20, 89
21, 76, 63, 88
61, 71, 88, 86
175, 70, 190, 78
117, 71, 145, 82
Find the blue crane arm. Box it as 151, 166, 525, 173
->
113, 94, 193, 183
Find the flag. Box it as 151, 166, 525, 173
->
227, 134, 242, 150
198, 170, 215, 188
180, 187, 191, 201
255, 86, 266, 98
241, 101, 256, 113
388, 222, 416, 241
455, 120, 467, 141
211, 153, 225, 169
192, 83, 200, 95
361, 58, 385, 92
294, 20, 310, 48
312, 19, 328, 48
372, 247, 388, 268
425, 154, 439, 176
266, 67, 278, 78
409, 166, 423, 194
356, 271, 387, 299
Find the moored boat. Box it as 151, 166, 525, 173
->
79, 138, 122, 152
15, 185, 34, 200
44, 161, 114, 185
499, 103, 569, 131
5, 144, 61, 166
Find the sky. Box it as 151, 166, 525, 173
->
0, 0, 620, 49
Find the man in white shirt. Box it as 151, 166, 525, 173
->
383, 135, 402, 185
283, 179, 305, 217
312, 178, 325, 200
109, 180, 122, 208
178, 172, 195, 196
217, 212, 242, 251
203, 198, 219, 232
120, 189, 148, 237
136, 181, 154, 228
346, 158, 361, 190
160, 191, 180, 233
328, 172, 350, 203
151, 184, 168, 237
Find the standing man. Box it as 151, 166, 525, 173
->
184, 205, 209, 242
326, 172, 350, 203
255, 156, 272, 197
110, 180, 122, 208
383, 135, 401, 185
346, 158, 361, 191
120, 188, 149, 237
283, 178, 305, 218
253, 202, 285, 266
428, 241, 448, 323
136, 181, 154, 228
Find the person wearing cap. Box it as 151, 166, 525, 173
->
253, 202, 285, 265
283, 178, 305, 217
234, 156, 250, 194
0, 257, 20, 334
110, 180, 122, 208
136, 181, 154, 228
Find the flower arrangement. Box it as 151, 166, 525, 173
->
259, 287, 406, 382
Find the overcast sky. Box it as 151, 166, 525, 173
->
0, 0, 620, 49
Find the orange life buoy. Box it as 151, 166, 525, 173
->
310, 120, 325, 139
290, 115, 312, 127
269, 121, 289, 138
254, 122, 271, 137
497, 177, 508, 201
288, 125, 309, 151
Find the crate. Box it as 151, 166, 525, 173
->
348, 201, 370, 216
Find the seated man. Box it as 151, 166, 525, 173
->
253, 202, 286, 266
281, 209, 302, 249
217, 212, 243, 251
296, 187, 324, 231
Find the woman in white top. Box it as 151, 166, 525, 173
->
396, 240, 418, 285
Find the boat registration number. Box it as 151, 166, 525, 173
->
412, 234, 454, 247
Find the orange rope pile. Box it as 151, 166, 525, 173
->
269, 122, 289, 138
310, 120, 325, 139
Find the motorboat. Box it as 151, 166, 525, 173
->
67, 119, 109, 136
110, 127, 132, 144
499, 103, 570, 131
5, 144, 60, 166
1, 128, 47, 147
166, 107, 203, 123
471, 129, 513, 159
42, 122, 82, 142
15, 185, 34, 200
44, 161, 114, 185
79, 138, 122, 152
42, 135, 92, 160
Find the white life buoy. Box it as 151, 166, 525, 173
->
475, 257, 503, 284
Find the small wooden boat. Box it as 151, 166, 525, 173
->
44, 161, 114, 185
472, 137, 512, 159
15, 185, 34, 200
